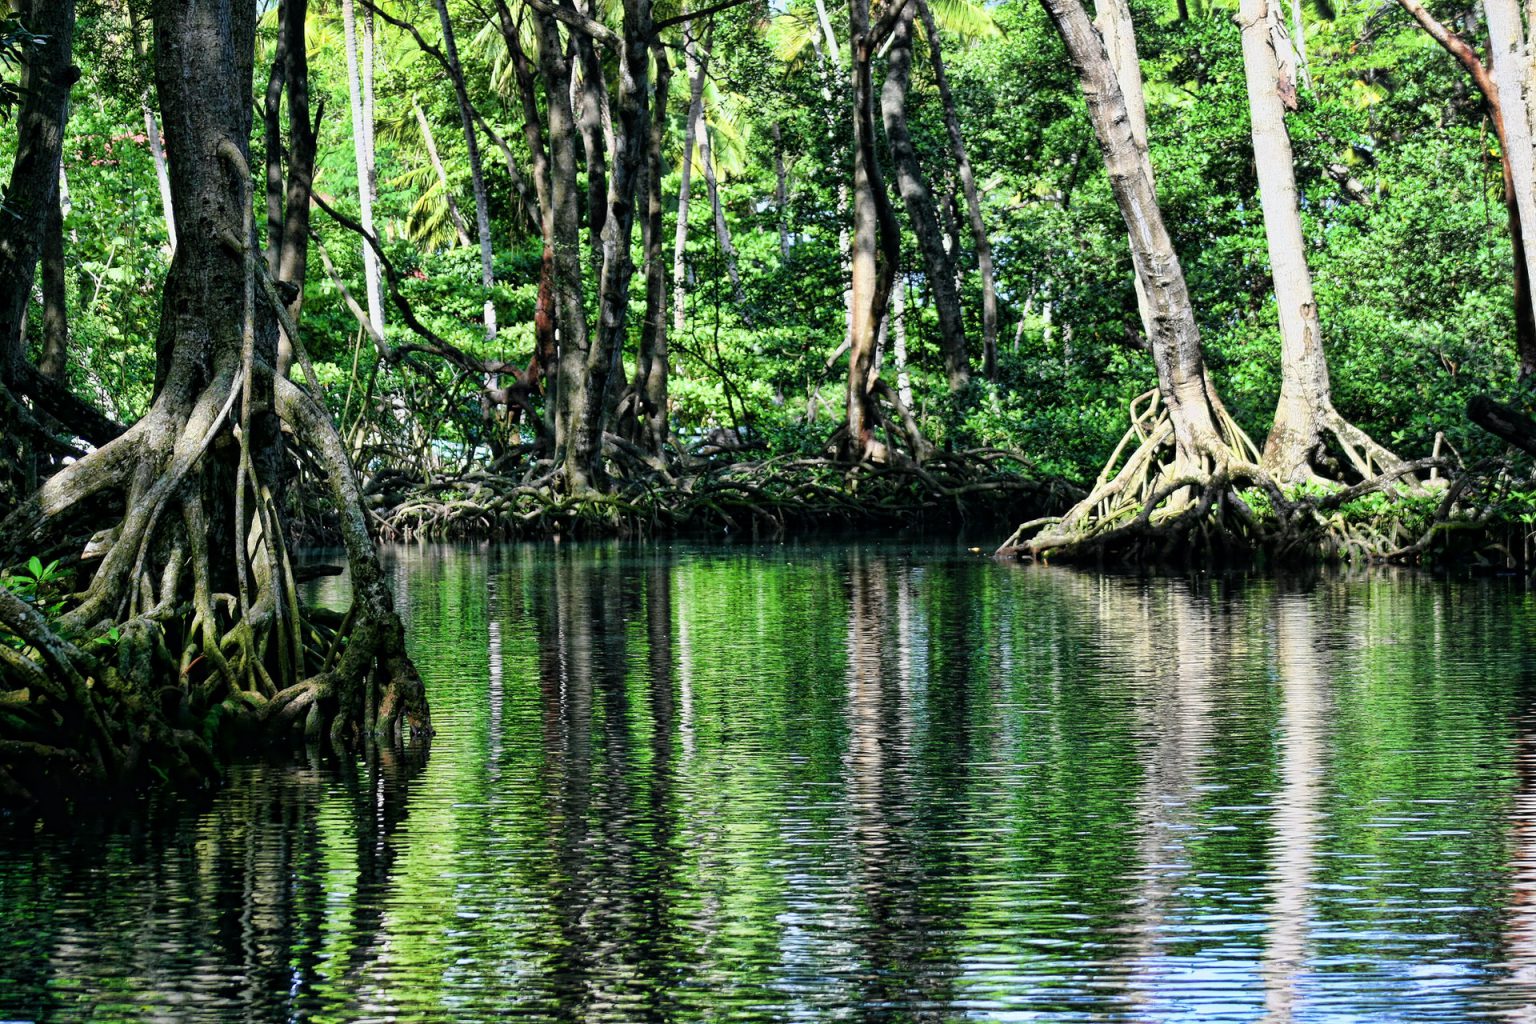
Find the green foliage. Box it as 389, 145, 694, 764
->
13, 0, 1532, 493
1, 557, 66, 620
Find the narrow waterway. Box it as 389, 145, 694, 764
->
3, 542, 1536, 1022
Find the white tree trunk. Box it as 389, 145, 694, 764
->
343, 0, 384, 334
1239, 0, 1331, 482
1486, 0, 1536, 337
1094, 0, 1157, 343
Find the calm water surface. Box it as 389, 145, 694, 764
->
3, 542, 1536, 1022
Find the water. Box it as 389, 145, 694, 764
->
3, 541, 1536, 1023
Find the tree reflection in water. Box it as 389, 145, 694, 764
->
3, 544, 1536, 1023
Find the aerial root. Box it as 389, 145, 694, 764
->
365, 441, 1071, 541
996, 390, 1465, 563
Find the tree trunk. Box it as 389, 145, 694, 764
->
1484, 0, 1536, 366
584, 0, 655, 468
262, 0, 288, 277
671, 22, 710, 337
532, 6, 599, 491
574, 14, 610, 259
0, 0, 428, 806
343, 0, 384, 334
413, 98, 474, 247
635, 37, 672, 456
39, 197, 67, 382
1041, 0, 1225, 466
917, 0, 998, 379
495, 0, 558, 440
1240, 0, 1329, 481
844, 0, 900, 461
0, 0, 75, 373
880, 0, 968, 392
434, 0, 498, 340
275, 0, 316, 379
1398, 0, 1536, 376
1241, 0, 1401, 482
1093, 0, 1160, 348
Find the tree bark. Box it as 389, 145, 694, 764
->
917, 0, 998, 378
1041, 0, 1226, 466
275, 0, 317, 379
573, 10, 610, 258
495, 0, 559, 439
584, 0, 655, 460
532, 5, 600, 491
39, 197, 67, 382
881, 0, 968, 392
262, 0, 288, 277
1484, 0, 1536, 370
0, 0, 76, 374
434, 0, 498, 340
1239, 0, 1331, 481
1093, 0, 1160, 348
844, 0, 900, 461
635, 37, 672, 456
1241, 0, 1401, 482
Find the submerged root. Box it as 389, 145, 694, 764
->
0, 375, 430, 814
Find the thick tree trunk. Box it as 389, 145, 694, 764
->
434, 0, 498, 340
1239, 0, 1330, 481
1484, 0, 1536, 365
844, 0, 900, 461
275, 0, 316, 379
581, 0, 654, 476
671, 23, 710, 337
917, 0, 998, 379
412, 99, 474, 247
0, 0, 427, 806
0, 0, 75, 373
532, 7, 599, 491
1241, 0, 1401, 483
343, 0, 384, 334
1398, 0, 1536, 376
1041, 0, 1225, 466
